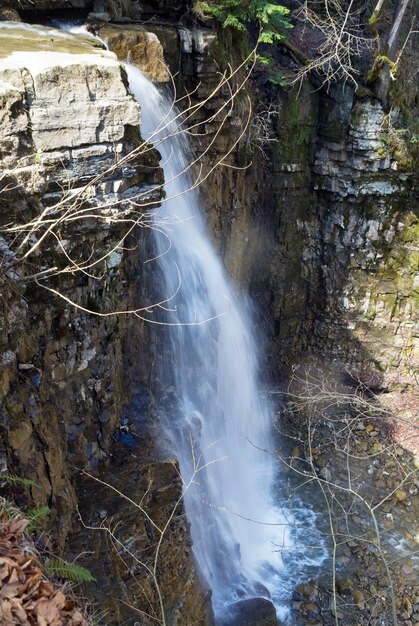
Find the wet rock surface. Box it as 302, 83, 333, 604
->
219, 597, 278, 626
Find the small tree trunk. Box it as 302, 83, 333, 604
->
387, 0, 411, 58
369, 0, 386, 24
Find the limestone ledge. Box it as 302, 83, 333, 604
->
0, 29, 139, 180
314, 101, 408, 196
0, 23, 162, 270
98, 23, 170, 82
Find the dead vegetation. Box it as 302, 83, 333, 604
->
0, 511, 89, 626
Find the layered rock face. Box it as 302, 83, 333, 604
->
100, 17, 417, 389
312, 90, 418, 385
0, 23, 212, 626
171, 28, 417, 391
0, 25, 141, 189
0, 23, 146, 502
264, 82, 418, 391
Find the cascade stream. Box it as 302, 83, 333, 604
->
126, 67, 291, 619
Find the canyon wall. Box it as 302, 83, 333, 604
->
120, 16, 417, 391
0, 7, 417, 626
150, 22, 418, 392
0, 24, 212, 625
263, 81, 418, 391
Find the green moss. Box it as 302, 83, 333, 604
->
400, 215, 419, 243
211, 25, 248, 74
377, 55, 396, 70
275, 91, 317, 166
366, 55, 397, 85
408, 251, 419, 272
119, 63, 129, 88
323, 120, 347, 142
361, 212, 418, 341
364, 301, 376, 320
124, 124, 144, 149
368, 9, 379, 25
393, 148, 414, 170
374, 292, 400, 319
86, 296, 101, 314
381, 267, 398, 281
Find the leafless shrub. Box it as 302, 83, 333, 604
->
246, 102, 281, 158
292, 0, 375, 88
272, 365, 418, 626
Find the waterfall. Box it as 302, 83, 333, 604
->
127, 67, 291, 619
52, 20, 298, 615
3, 17, 327, 621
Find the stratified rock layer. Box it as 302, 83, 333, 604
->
264, 82, 418, 389
160, 23, 417, 391
0, 22, 212, 626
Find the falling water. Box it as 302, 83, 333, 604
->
127, 67, 293, 619
0, 15, 326, 616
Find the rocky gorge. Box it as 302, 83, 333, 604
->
0, 1, 417, 625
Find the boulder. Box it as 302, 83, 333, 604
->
219, 597, 279, 626
99, 24, 170, 82
0, 7, 22, 21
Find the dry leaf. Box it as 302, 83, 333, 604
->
0, 517, 89, 626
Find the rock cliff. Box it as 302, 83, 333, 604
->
262, 81, 418, 393
0, 22, 212, 626
141, 20, 418, 393
0, 7, 417, 626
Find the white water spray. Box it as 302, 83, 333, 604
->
127, 67, 292, 618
